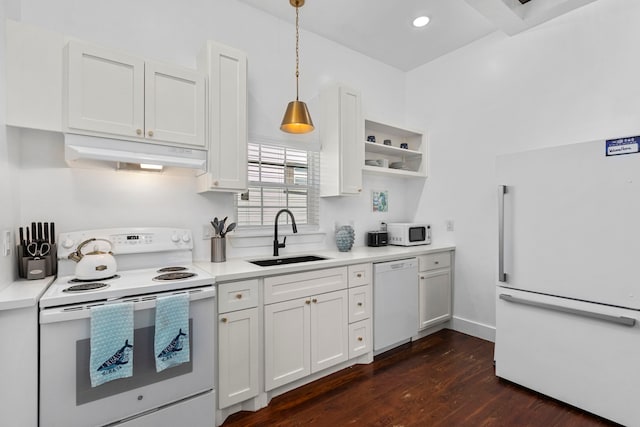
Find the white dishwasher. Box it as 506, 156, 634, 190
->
373, 258, 419, 354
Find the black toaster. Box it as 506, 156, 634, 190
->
367, 231, 388, 247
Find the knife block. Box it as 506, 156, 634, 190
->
17, 245, 57, 279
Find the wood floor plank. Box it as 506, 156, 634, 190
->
222, 330, 621, 427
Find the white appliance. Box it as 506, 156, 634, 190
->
373, 258, 419, 354
39, 227, 216, 427
387, 223, 431, 246
495, 140, 640, 427
65, 134, 207, 172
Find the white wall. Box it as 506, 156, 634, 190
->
8, 0, 412, 265
406, 0, 640, 339
0, 2, 21, 289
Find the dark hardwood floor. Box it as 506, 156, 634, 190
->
222, 329, 620, 427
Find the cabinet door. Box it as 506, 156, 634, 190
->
66, 41, 144, 137
144, 61, 206, 147
218, 308, 259, 408
264, 298, 310, 391
419, 269, 452, 329
197, 41, 248, 192
310, 290, 349, 373
338, 86, 363, 195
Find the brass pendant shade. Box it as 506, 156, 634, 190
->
280, 0, 315, 134
280, 100, 314, 133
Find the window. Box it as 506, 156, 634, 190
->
236, 142, 320, 228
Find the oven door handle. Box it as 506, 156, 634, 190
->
40, 286, 216, 324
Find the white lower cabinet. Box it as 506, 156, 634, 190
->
417, 252, 453, 329
348, 320, 372, 358
264, 268, 351, 391
264, 289, 348, 391
347, 263, 372, 358
217, 280, 259, 409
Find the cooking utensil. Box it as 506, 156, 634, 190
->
69, 238, 117, 280
219, 216, 228, 236
27, 242, 50, 258
221, 222, 236, 237
212, 217, 219, 236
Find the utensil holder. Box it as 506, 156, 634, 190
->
17, 244, 57, 279
211, 237, 226, 263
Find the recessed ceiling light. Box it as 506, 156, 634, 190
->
412, 16, 430, 28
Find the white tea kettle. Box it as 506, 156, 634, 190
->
68, 238, 117, 280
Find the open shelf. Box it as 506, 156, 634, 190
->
363, 119, 427, 177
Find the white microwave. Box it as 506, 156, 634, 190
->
387, 223, 431, 246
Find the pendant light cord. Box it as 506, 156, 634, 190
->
295, 5, 300, 101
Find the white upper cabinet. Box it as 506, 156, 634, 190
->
196, 41, 248, 192
144, 61, 206, 146
319, 84, 364, 197
65, 40, 206, 148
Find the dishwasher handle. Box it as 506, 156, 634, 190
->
373, 258, 418, 273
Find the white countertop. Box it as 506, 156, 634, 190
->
195, 244, 455, 282
0, 276, 55, 311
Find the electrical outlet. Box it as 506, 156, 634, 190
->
3, 230, 11, 256
202, 224, 214, 240
446, 220, 454, 232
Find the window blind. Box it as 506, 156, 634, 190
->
236, 142, 320, 227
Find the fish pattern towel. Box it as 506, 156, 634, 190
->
90, 302, 134, 387
155, 293, 190, 372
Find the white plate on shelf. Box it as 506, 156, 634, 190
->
389, 161, 406, 169
365, 160, 378, 166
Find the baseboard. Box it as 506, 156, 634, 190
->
450, 316, 496, 342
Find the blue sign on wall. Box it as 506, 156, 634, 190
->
606, 136, 640, 156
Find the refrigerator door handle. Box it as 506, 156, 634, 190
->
498, 185, 508, 282
499, 293, 636, 327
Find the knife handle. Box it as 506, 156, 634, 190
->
50, 222, 56, 245
43, 222, 49, 243
37, 222, 43, 242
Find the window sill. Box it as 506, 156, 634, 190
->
229, 228, 326, 249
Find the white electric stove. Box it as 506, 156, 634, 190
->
39, 227, 217, 427
40, 227, 215, 308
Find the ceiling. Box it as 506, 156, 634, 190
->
237, 0, 600, 71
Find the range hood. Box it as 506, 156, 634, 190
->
64, 134, 207, 172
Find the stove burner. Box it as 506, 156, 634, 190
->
157, 266, 188, 273
153, 272, 197, 281
69, 275, 120, 283
63, 283, 110, 292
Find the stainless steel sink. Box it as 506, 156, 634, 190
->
248, 255, 328, 267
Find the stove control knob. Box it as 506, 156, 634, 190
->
62, 238, 75, 249
171, 234, 180, 243
181, 233, 191, 243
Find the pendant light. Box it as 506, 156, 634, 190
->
280, 0, 315, 134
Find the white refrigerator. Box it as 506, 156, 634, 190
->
495, 139, 640, 427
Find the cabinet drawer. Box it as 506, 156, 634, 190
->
348, 285, 371, 323
218, 279, 259, 313
418, 252, 450, 272
347, 263, 371, 288
348, 319, 372, 359
264, 267, 348, 305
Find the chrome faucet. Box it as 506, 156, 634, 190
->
273, 209, 298, 256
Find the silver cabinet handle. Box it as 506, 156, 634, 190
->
499, 294, 636, 327
498, 185, 508, 283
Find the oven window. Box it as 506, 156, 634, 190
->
408, 227, 426, 242
75, 320, 193, 405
